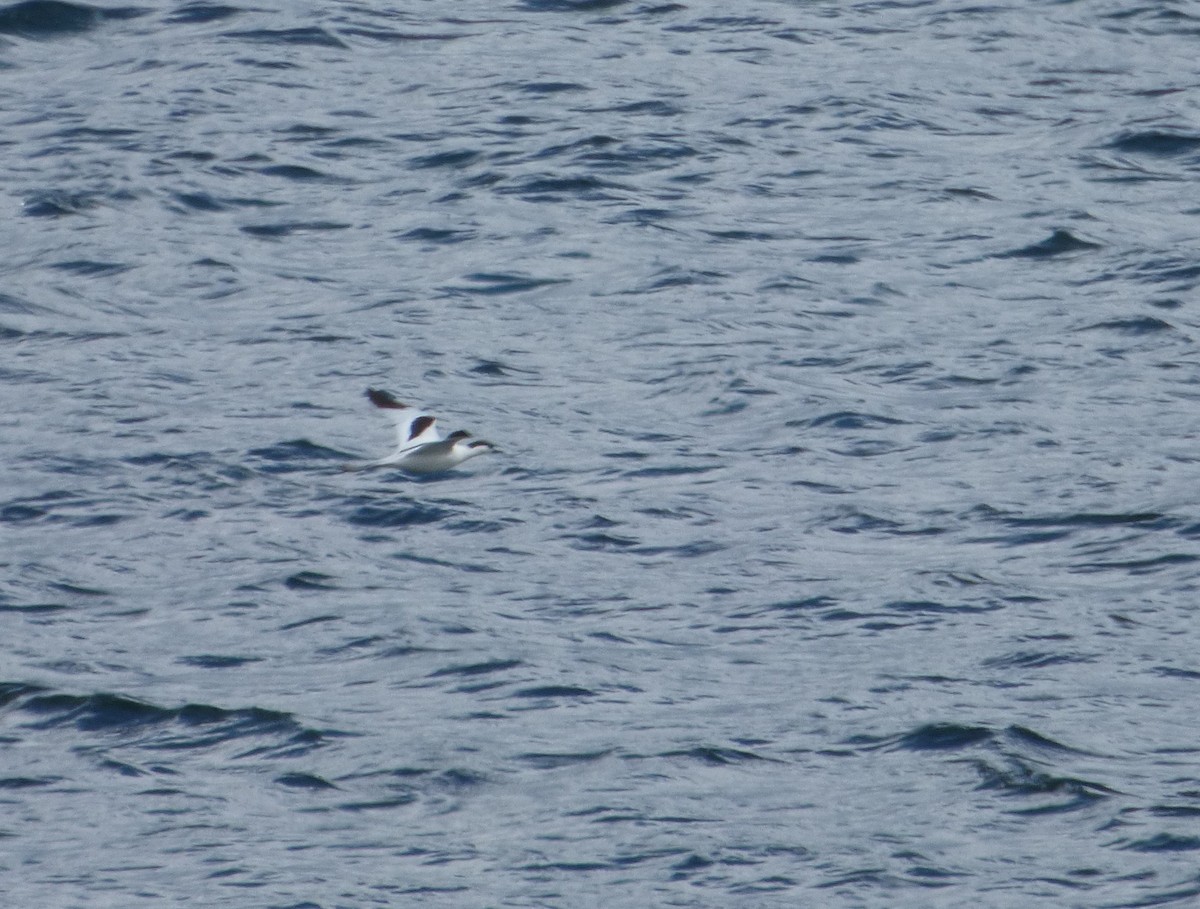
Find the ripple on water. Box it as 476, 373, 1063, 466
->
5, 686, 342, 759
0, 1, 145, 38
343, 498, 453, 528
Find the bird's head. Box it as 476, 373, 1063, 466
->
447, 430, 497, 457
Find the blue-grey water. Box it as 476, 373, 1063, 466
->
4, 1, 1200, 906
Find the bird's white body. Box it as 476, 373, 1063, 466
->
345, 388, 495, 474
380, 432, 493, 474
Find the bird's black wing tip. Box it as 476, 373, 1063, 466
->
366, 388, 405, 409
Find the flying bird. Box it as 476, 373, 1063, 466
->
343, 387, 496, 474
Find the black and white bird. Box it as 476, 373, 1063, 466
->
343, 388, 496, 474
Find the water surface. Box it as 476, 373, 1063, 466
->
3, 1, 1200, 906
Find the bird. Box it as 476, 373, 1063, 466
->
343, 387, 496, 474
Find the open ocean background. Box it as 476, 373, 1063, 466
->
4, 1, 1200, 906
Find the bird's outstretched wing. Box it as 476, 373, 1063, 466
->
366, 388, 442, 452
